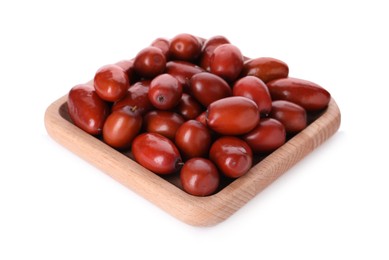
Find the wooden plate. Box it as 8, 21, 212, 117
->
44, 90, 340, 226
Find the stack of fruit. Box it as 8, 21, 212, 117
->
67, 33, 331, 196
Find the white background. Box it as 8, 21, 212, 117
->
1, 0, 388, 259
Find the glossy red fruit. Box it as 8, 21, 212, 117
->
242, 118, 286, 154
112, 80, 153, 116
232, 76, 272, 116
206, 96, 259, 135
241, 57, 289, 83
165, 61, 205, 89
209, 137, 253, 178
67, 84, 110, 135
133, 46, 166, 78
180, 158, 220, 196
210, 44, 244, 82
270, 100, 307, 133
143, 110, 185, 140
132, 133, 182, 175
150, 37, 170, 59
94, 64, 130, 102
102, 107, 142, 150
148, 74, 182, 110
169, 33, 202, 61
190, 72, 232, 107
267, 77, 331, 111
176, 93, 203, 120
175, 120, 211, 159
199, 35, 230, 71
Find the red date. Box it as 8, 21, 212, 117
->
190, 72, 232, 107
270, 100, 307, 133
206, 96, 259, 135
175, 120, 211, 159
143, 110, 185, 140
169, 33, 202, 61
210, 44, 244, 82
67, 84, 110, 135
148, 74, 182, 110
267, 77, 331, 111
103, 107, 142, 150
134, 46, 166, 78
199, 35, 230, 71
242, 118, 286, 154
232, 76, 272, 116
180, 158, 219, 196
94, 64, 130, 102
132, 133, 182, 175
209, 137, 253, 178
241, 57, 289, 83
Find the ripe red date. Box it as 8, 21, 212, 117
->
94, 64, 130, 102
232, 76, 272, 116
180, 158, 220, 196
209, 137, 253, 178
132, 133, 182, 175
169, 33, 202, 61
206, 96, 259, 135
199, 35, 230, 71
190, 72, 232, 107
270, 100, 307, 133
241, 57, 289, 83
67, 84, 110, 135
242, 118, 286, 154
267, 77, 331, 111
133, 46, 166, 78
175, 120, 211, 159
143, 110, 185, 140
210, 44, 244, 82
103, 107, 142, 150
148, 74, 182, 110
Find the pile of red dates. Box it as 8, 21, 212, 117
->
67, 33, 331, 196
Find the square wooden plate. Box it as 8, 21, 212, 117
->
44, 85, 340, 226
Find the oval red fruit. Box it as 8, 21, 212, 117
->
148, 74, 183, 110
132, 133, 182, 175
175, 120, 212, 159
67, 84, 110, 135
267, 77, 331, 111
233, 76, 272, 116
241, 57, 289, 83
242, 118, 286, 154
94, 64, 130, 102
209, 137, 253, 178
210, 44, 244, 82
180, 158, 220, 196
206, 96, 259, 135
103, 107, 142, 149
270, 100, 307, 133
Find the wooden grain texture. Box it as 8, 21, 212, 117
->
44, 94, 341, 226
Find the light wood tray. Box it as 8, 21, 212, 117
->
45, 90, 340, 226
